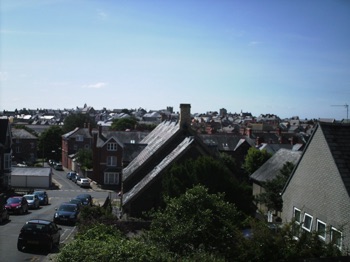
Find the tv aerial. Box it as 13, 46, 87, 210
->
331, 103, 349, 121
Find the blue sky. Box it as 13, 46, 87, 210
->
1, 0, 349, 119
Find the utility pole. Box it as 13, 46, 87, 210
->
331, 104, 349, 121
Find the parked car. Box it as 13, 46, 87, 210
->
54, 163, 63, 171
76, 194, 93, 206
66, 172, 77, 180
76, 177, 90, 188
71, 174, 82, 183
0, 205, 9, 223
33, 190, 49, 205
17, 219, 61, 252
5, 196, 29, 215
23, 194, 40, 209
68, 198, 83, 209
53, 203, 80, 225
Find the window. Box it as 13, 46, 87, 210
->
331, 227, 342, 249
76, 135, 83, 142
302, 213, 313, 232
317, 220, 326, 241
107, 156, 117, 166
30, 142, 35, 149
293, 207, 301, 238
130, 140, 135, 144
104, 172, 119, 185
107, 142, 117, 151
294, 208, 301, 224
4, 153, 11, 169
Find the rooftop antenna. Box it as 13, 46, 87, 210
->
331, 103, 349, 121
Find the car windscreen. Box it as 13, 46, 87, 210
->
59, 205, 77, 212
24, 196, 34, 200
7, 198, 21, 204
23, 223, 49, 232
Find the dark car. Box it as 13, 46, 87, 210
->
53, 203, 80, 225
5, 196, 29, 215
76, 194, 93, 206
68, 198, 83, 209
17, 219, 61, 252
33, 191, 49, 205
66, 172, 77, 180
0, 205, 9, 223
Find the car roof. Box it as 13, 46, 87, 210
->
10, 196, 23, 199
60, 202, 78, 206
26, 219, 52, 225
33, 191, 46, 194
24, 194, 35, 197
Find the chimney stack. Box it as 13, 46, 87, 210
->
179, 104, 191, 128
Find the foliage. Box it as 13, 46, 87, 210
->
234, 219, 342, 261
144, 185, 242, 260
56, 224, 167, 262
242, 147, 272, 175
162, 155, 254, 215
255, 161, 295, 212
62, 113, 96, 133
110, 117, 138, 131
37, 125, 63, 161
76, 148, 93, 170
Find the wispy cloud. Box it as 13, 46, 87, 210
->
248, 41, 261, 47
82, 82, 107, 89
97, 9, 108, 20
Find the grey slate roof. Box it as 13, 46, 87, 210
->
11, 128, 37, 139
123, 137, 194, 205
320, 123, 350, 196
11, 167, 51, 177
123, 121, 180, 181
250, 148, 302, 183
282, 122, 350, 195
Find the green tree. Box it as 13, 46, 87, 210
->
38, 126, 63, 162
110, 117, 138, 131
145, 185, 243, 260
255, 161, 295, 212
162, 156, 254, 215
242, 147, 272, 175
76, 148, 93, 170
62, 113, 96, 133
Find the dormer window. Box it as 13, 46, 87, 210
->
107, 142, 117, 151
76, 135, 83, 142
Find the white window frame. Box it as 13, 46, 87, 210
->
316, 219, 326, 241
107, 156, 117, 166
331, 227, 342, 250
107, 142, 117, 151
76, 135, 83, 142
104, 172, 119, 185
293, 207, 301, 224
302, 213, 313, 232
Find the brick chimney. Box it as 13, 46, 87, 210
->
179, 103, 191, 129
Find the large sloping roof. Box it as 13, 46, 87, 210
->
250, 148, 302, 183
282, 122, 350, 195
320, 123, 350, 195
123, 121, 180, 181
11, 128, 37, 139
123, 137, 194, 205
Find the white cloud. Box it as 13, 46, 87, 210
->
248, 41, 261, 47
82, 82, 107, 89
97, 9, 108, 20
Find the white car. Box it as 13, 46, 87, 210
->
23, 194, 40, 209
76, 177, 90, 188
